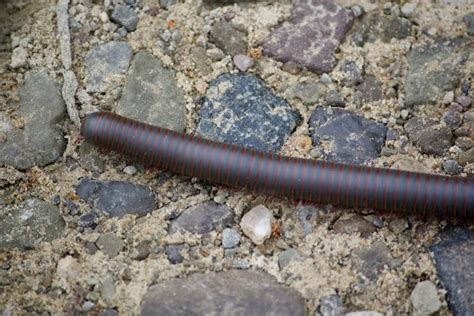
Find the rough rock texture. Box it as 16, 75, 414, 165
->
140, 270, 305, 315
76, 178, 156, 218
0, 199, 65, 249
85, 41, 132, 92
263, 0, 353, 74
353, 12, 412, 46
117, 51, 186, 131
351, 241, 391, 281
410, 280, 442, 315
309, 107, 387, 164
405, 38, 470, 106
197, 74, 300, 153
168, 202, 234, 234
111, 5, 139, 32
431, 228, 474, 315
0, 71, 66, 170
405, 117, 453, 156
210, 20, 247, 56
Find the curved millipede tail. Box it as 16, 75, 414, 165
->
82, 111, 474, 222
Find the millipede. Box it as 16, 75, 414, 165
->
81, 111, 474, 222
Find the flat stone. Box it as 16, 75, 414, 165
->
355, 75, 383, 104
111, 5, 139, 32
233, 54, 254, 72
263, 0, 353, 74
117, 51, 186, 132
458, 147, 474, 166
431, 227, 474, 315
78, 143, 105, 174
405, 117, 453, 156
240, 205, 273, 245
166, 244, 185, 264
0, 71, 66, 170
309, 107, 387, 164
0, 199, 65, 249
405, 38, 470, 106
319, 295, 344, 316
168, 202, 233, 234
333, 213, 378, 238
463, 14, 474, 36
340, 60, 364, 86
197, 74, 300, 153
351, 241, 391, 281
410, 280, 442, 315
210, 20, 247, 56
222, 228, 241, 249
140, 270, 305, 315
96, 233, 125, 258
353, 12, 412, 46
287, 80, 327, 105
10, 46, 27, 68
442, 159, 463, 175
85, 41, 132, 93
76, 178, 156, 218
278, 248, 306, 270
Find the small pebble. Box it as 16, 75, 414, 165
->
319, 73, 332, 84
442, 159, 463, 175
400, 109, 410, 120
240, 205, 273, 245
443, 91, 454, 105
401, 3, 416, 18
351, 5, 364, 17
281, 61, 301, 75
233, 54, 254, 72
110, 4, 139, 32
123, 165, 137, 175
166, 244, 185, 264
410, 280, 442, 315
222, 228, 241, 249
455, 137, 473, 150
456, 95, 472, 108
57, 256, 81, 280
448, 102, 463, 113
10, 47, 27, 68
442, 111, 462, 130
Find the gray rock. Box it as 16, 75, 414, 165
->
442, 110, 462, 130
160, 0, 177, 9
111, 5, 139, 32
10, 46, 27, 68
309, 107, 387, 164
222, 228, 241, 249
457, 95, 472, 108
166, 244, 185, 264
355, 75, 383, 104
463, 14, 474, 36
140, 270, 305, 315
76, 178, 156, 218
169, 202, 233, 234
278, 248, 306, 270
405, 117, 453, 156
351, 241, 391, 281
353, 12, 412, 46
210, 20, 247, 56
0, 199, 65, 249
405, 39, 470, 106
197, 74, 300, 153
0, 71, 66, 170
190, 47, 212, 74
340, 60, 364, 86
287, 80, 327, 105
442, 159, 463, 175
117, 51, 186, 132
401, 3, 416, 18
458, 147, 474, 166
263, 0, 353, 74
431, 227, 474, 315
333, 214, 377, 238
78, 143, 105, 174
85, 41, 132, 93
233, 54, 254, 72
325, 90, 345, 107
410, 280, 442, 315
96, 233, 125, 258
319, 295, 344, 316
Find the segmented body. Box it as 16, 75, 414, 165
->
81, 112, 474, 222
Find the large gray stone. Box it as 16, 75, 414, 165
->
263, 0, 353, 74
117, 51, 186, 132
309, 107, 387, 164
405, 38, 470, 106
0, 199, 65, 249
197, 74, 300, 153
140, 270, 305, 315
76, 178, 156, 218
431, 228, 474, 315
169, 202, 233, 234
85, 41, 132, 93
0, 71, 66, 170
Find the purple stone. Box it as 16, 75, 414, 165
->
263, 0, 353, 74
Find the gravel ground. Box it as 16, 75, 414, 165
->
0, 0, 473, 315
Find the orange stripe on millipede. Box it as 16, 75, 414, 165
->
271, 155, 282, 197
335, 163, 345, 206
392, 169, 401, 213
402, 172, 411, 214
243, 148, 256, 190
224, 144, 237, 186
141, 124, 153, 166
114, 115, 129, 153
215, 143, 228, 184
189, 134, 200, 177
364, 166, 372, 209
421, 175, 430, 218
344, 164, 354, 208
207, 142, 219, 180
354, 165, 362, 209
373, 168, 381, 210
92, 112, 105, 145
157, 130, 171, 168
148, 126, 161, 168
238, 147, 248, 187
253, 151, 264, 192
101, 113, 113, 149
318, 160, 327, 204
263, 152, 275, 195
299, 159, 308, 201
462, 177, 468, 220
452, 177, 459, 219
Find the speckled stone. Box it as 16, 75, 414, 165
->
197, 74, 300, 153
263, 0, 353, 74
405, 117, 453, 156
85, 41, 132, 93
140, 270, 305, 315
210, 20, 247, 56
431, 228, 474, 315
353, 12, 412, 45
405, 38, 470, 106
351, 241, 391, 282
168, 202, 234, 234
309, 107, 387, 164
76, 178, 156, 218
410, 280, 442, 315
111, 5, 139, 32
333, 213, 378, 238
117, 51, 186, 132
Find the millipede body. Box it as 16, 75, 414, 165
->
82, 112, 474, 222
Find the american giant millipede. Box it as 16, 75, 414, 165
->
81, 111, 474, 222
